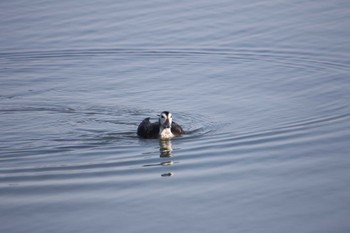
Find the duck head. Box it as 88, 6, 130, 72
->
159, 111, 173, 129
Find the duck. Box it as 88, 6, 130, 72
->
137, 111, 184, 139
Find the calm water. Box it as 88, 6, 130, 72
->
1, 0, 350, 232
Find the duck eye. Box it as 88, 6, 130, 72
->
161, 115, 165, 118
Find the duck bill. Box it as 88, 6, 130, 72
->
163, 120, 171, 129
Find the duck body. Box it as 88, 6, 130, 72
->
137, 111, 184, 139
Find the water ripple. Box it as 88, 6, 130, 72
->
1, 47, 349, 73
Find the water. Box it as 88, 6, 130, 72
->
1, 0, 350, 232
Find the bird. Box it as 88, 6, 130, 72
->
137, 111, 184, 139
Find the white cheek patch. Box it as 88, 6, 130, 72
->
160, 114, 167, 125
168, 113, 173, 125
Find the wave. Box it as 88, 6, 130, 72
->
1, 47, 349, 73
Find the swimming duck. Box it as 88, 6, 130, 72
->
137, 111, 184, 139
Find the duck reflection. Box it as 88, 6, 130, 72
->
143, 139, 176, 177
159, 139, 175, 177
159, 139, 173, 157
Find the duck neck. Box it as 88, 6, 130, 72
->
159, 126, 174, 139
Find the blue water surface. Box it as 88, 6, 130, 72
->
1, 0, 350, 232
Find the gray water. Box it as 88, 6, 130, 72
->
1, 0, 350, 232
